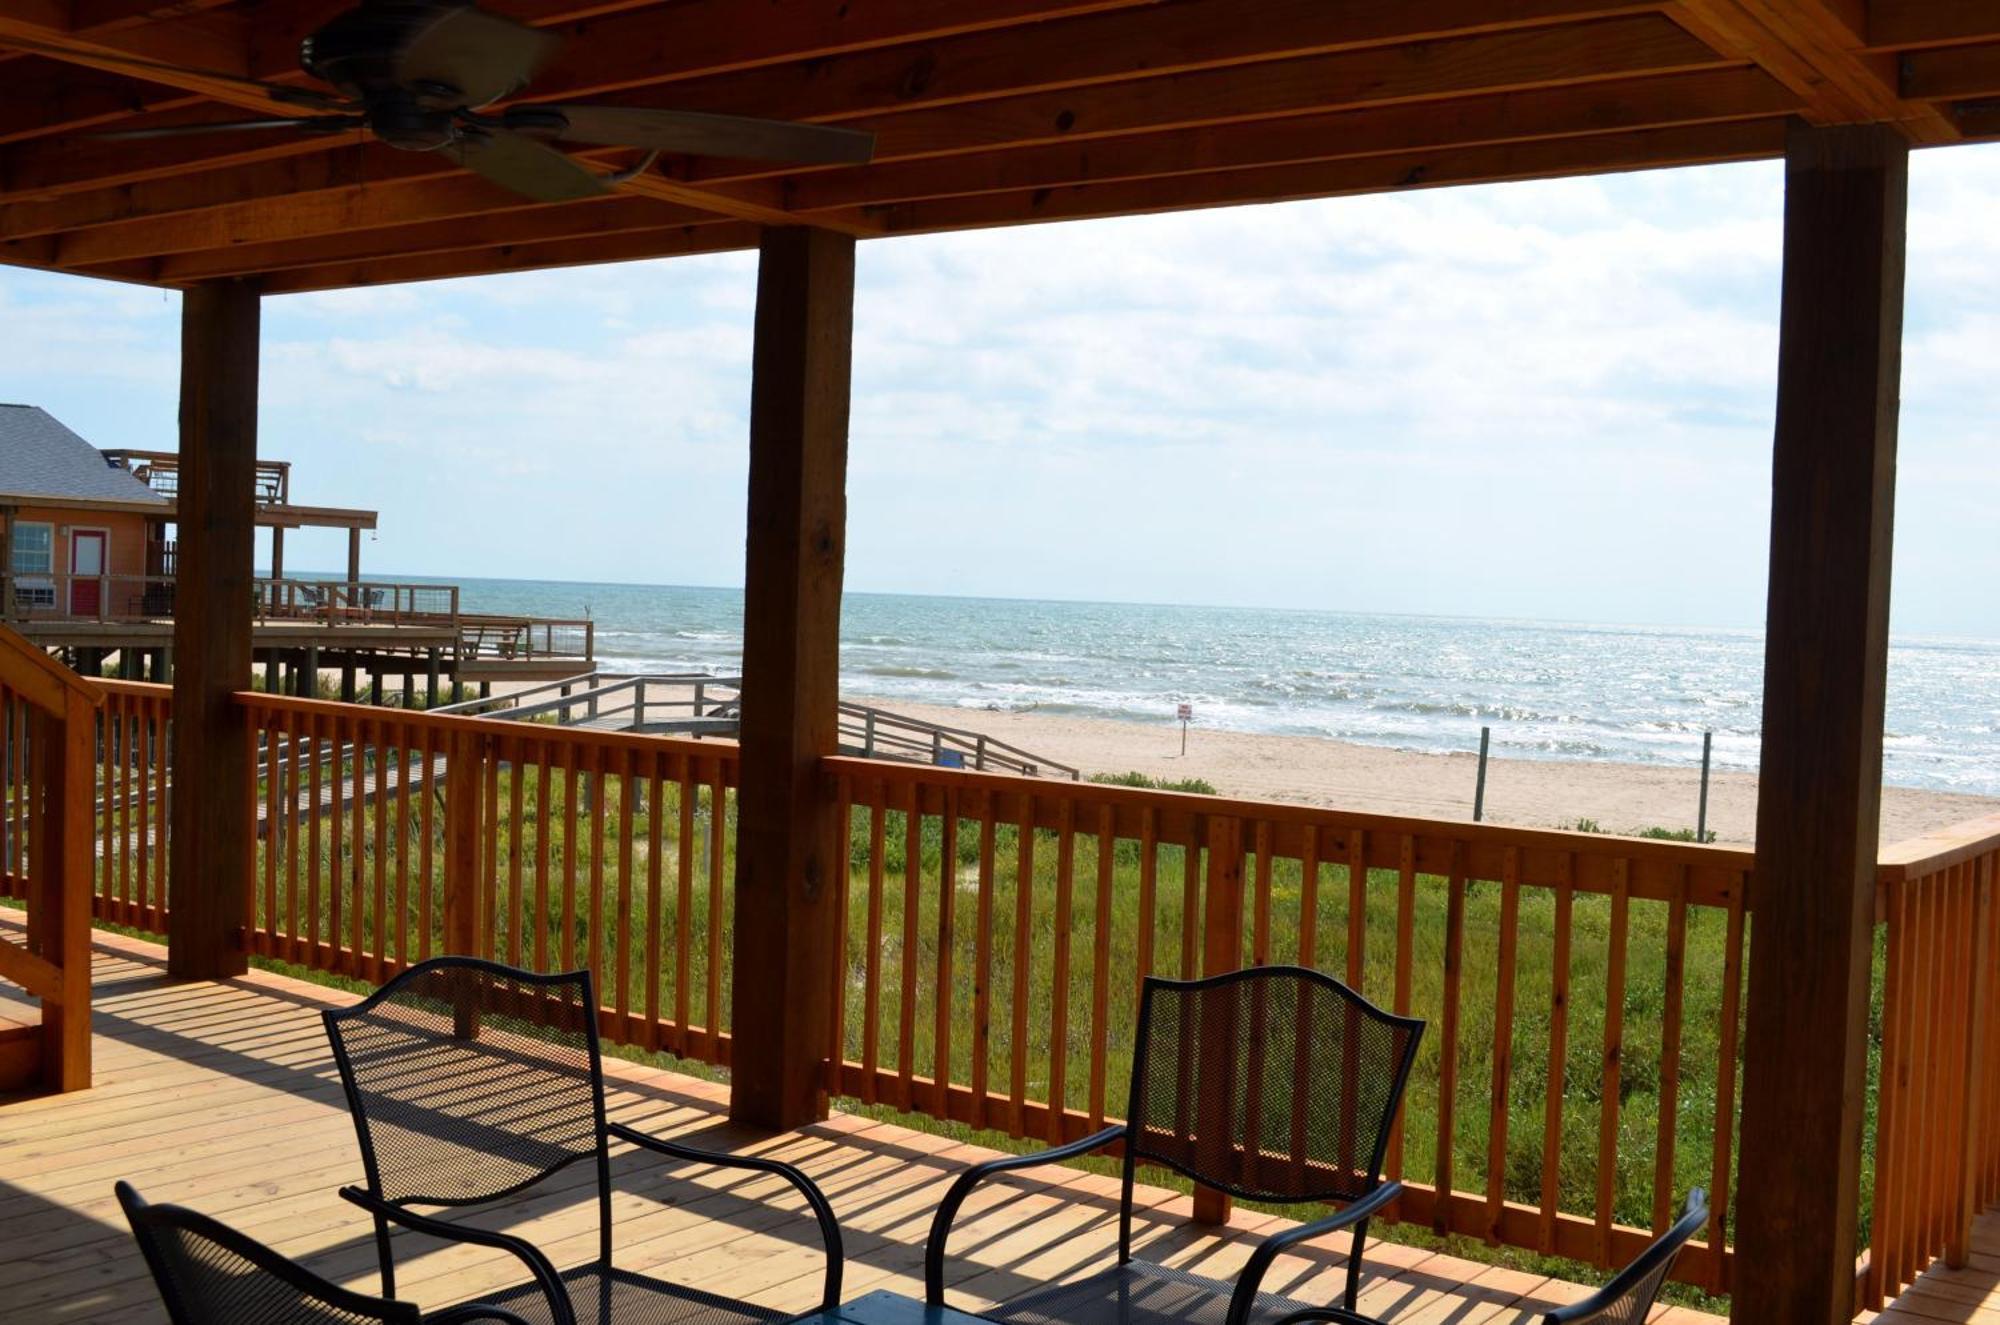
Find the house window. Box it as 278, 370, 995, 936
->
9, 522, 55, 606
10, 522, 53, 573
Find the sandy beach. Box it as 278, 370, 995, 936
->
873, 698, 1999, 848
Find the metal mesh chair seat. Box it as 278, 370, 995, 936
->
477, 1264, 798, 1325
982, 1259, 1333, 1325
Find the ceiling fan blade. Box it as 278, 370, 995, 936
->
396, 5, 560, 107
517, 105, 876, 165
451, 127, 608, 203
90, 115, 366, 142
1, 34, 349, 110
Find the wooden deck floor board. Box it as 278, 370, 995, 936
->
0, 921, 1754, 1324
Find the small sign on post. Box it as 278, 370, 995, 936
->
1177, 702, 1193, 756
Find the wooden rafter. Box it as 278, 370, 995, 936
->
0, 0, 1992, 289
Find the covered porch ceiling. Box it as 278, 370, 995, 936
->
0, 0, 1996, 294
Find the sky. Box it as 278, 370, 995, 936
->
3, 144, 1996, 636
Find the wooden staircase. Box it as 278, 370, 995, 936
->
0, 623, 104, 1094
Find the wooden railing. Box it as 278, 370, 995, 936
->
0, 625, 103, 1093
824, 757, 1752, 1293
35, 681, 2000, 1308
236, 692, 735, 1062
255, 578, 460, 626
1861, 815, 2000, 1309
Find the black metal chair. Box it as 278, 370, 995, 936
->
1269, 1189, 1710, 1325
116, 1180, 532, 1325
1542, 1189, 1708, 1325
925, 966, 1426, 1325
321, 957, 844, 1325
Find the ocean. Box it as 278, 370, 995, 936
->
421, 577, 1998, 797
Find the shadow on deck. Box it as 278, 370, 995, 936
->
0, 924, 1744, 1324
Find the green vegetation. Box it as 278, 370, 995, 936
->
1090, 770, 1221, 795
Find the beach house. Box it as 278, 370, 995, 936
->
0, 403, 171, 620
2, 5, 1998, 1325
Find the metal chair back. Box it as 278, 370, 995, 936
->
1125, 966, 1425, 1205
321, 958, 610, 1210
1545, 1190, 1710, 1325
117, 1180, 423, 1325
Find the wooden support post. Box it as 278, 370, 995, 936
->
339, 657, 356, 703
729, 226, 855, 1130
270, 525, 284, 581
302, 645, 318, 697
167, 278, 260, 982
426, 648, 440, 707
346, 527, 361, 585
1195, 814, 1246, 1224
1733, 122, 1908, 1325
262, 651, 278, 694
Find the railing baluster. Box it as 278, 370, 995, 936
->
1486, 845, 1521, 1243
1540, 852, 1575, 1254
372, 718, 388, 979
1653, 865, 1690, 1236
972, 790, 997, 1131
1594, 858, 1631, 1266
705, 762, 725, 1059
900, 779, 922, 1110
417, 726, 435, 962
1298, 824, 1320, 968
645, 757, 665, 1053
934, 787, 958, 1118
561, 739, 579, 971
675, 759, 695, 1055
615, 746, 636, 1032
1088, 802, 1113, 1129
1252, 819, 1273, 966
1387, 833, 1416, 1207
1708, 871, 1746, 1297
534, 742, 552, 973
588, 744, 607, 996
1010, 791, 1036, 1137
1047, 796, 1076, 1144
1434, 838, 1467, 1234
862, 787, 885, 1104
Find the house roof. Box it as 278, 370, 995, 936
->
0, 405, 170, 509
0, 3, 1994, 294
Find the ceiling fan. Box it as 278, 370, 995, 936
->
27, 1, 875, 202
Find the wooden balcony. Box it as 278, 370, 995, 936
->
0, 921, 1735, 1325
6, 682, 1998, 1320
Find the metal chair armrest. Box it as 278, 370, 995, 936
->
1267, 1311, 1386, 1325
607, 1121, 846, 1310
1226, 1181, 1405, 1325
924, 1123, 1128, 1305
337, 1187, 576, 1325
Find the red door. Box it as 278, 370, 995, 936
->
68, 530, 106, 617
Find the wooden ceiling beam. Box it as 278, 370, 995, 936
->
518, 0, 1658, 118
0, 59, 165, 145
87, 64, 1794, 273
257, 216, 761, 294
48, 153, 752, 264
246, 0, 1157, 84
782, 67, 1800, 212
0, 1, 257, 101
839, 117, 1788, 235
134, 194, 714, 282
695, 14, 1730, 179
1903, 43, 2000, 101
1670, 0, 1956, 139
8, 15, 1730, 246
1866, 1, 2000, 52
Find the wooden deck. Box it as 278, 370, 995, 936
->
4, 921, 1744, 1324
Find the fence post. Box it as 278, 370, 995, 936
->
1473, 726, 1490, 822
1698, 730, 1713, 842
1952, 858, 1995, 1265
1194, 813, 1245, 1224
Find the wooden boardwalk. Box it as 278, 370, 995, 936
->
0, 922, 1745, 1324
